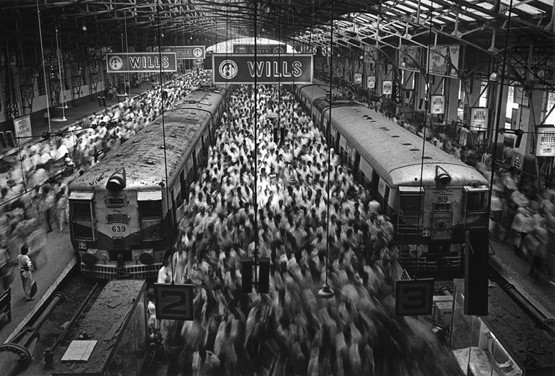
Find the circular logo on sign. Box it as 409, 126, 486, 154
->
273, 46, 285, 54
219, 60, 238, 80
193, 47, 203, 58
108, 55, 124, 71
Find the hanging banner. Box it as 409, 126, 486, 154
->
382, 80, 392, 95
536, 127, 555, 157
427, 45, 460, 78
470, 107, 488, 131
233, 44, 286, 54
13, 115, 32, 144
212, 54, 313, 84
354, 72, 362, 85
513, 86, 529, 107
399, 45, 422, 72
431, 95, 445, 114
367, 76, 376, 89
106, 52, 177, 73
161, 46, 205, 60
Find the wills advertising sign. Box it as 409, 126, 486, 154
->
106, 52, 177, 73
212, 54, 313, 84
233, 44, 286, 54
161, 46, 205, 60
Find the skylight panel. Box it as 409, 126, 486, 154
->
457, 13, 476, 22
515, 3, 544, 15
396, 4, 415, 13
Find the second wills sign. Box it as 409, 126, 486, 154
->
212, 54, 313, 84
106, 52, 177, 73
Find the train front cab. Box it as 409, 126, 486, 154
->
395, 184, 489, 275
69, 188, 169, 279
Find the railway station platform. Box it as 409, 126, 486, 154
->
0, 81, 156, 160
0, 82, 553, 375
0, 231, 76, 346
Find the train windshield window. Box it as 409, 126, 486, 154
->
399, 187, 424, 214
72, 201, 93, 221
464, 186, 489, 212
138, 200, 162, 218
466, 191, 487, 211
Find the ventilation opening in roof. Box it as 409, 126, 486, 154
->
410, 148, 420, 151
403, 143, 411, 145
423, 156, 432, 159
380, 127, 390, 131
391, 135, 400, 138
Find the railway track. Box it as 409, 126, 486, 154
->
12, 268, 107, 374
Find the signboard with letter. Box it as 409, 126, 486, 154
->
395, 278, 435, 316
212, 54, 313, 84
106, 52, 177, 73
13, 115, 32, 144
382, 80, 392, 95
162, 46, 205, 60
431, 95, 445, 114
427, 44, 460, 78
536, 127, 555, 157
233, 44, 286, 54
470, 107, 488, 131
367, 76, 376, 89
154, 283, 194, 320
354, 72, 362, 85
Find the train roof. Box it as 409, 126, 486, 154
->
330, 105, 489, 187
69, 88, 225, 191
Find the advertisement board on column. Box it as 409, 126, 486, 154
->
536, 127, 555, 157
354, 72, 362, 85
431, 95, 445, 114
470, 107, 488, 131
382, 80, 392, 95
367, 76, 376, 89
14, 115, 32, 144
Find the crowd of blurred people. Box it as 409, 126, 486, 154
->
154, 85, 463, 376
489, 165, 555, 279
0, 71, 207, 296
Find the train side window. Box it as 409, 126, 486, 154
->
69, 192, 95, 241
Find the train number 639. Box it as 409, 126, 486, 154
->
111, 225, 127, 233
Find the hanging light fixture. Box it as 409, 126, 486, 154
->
318, 0, 335, 300
36, 0, 52, 133
51, 24, 68, 121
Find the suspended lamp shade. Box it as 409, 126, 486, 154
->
318, 282, 335, 299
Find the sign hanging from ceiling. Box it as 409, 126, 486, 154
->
233, 44, 286, 54
106, 52, 177, 73
161, 46, 205, 60
427, 44, 460, 78
212, 54, 313, 84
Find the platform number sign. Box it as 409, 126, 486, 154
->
154, 283, 194, 320
395, 278, 434, 316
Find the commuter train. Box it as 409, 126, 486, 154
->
296, 82, 489, 276
68, 85, 229, 279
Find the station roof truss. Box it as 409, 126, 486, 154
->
0, 0, 553, 84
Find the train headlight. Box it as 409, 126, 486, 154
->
82, 253, 99, 266
435, 173, 451, 187
139, 252, 154, 265
106, 168, 126, 192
